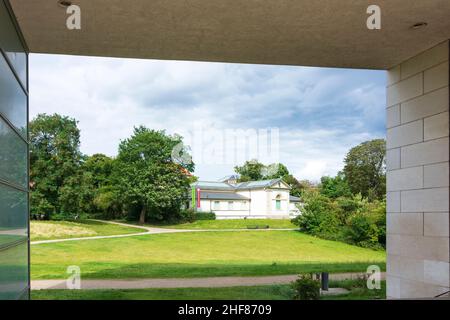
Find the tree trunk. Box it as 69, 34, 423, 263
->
139, 206, 146, 225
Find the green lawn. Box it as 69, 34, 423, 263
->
136, 219, 297, 230
31, 230, 385, 280
30, 220, 144, 241
31, 280, 386, 300
32, 285, 294, 300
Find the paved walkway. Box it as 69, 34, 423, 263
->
30, 220, 297, 245
31, 272, 385, 290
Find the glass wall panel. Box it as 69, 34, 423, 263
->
0, 184, 27, 249
0, 117, 27, 188
0, 55, 27, 136
0, 0, 29, 301
0, 1, 27, 87
0, 242, 28, 300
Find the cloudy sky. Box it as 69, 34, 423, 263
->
30, 54, 386, 182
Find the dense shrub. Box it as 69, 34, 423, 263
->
178, 208, 197, 223
176, 209, 216, 223
291, 274, 321, 300
195, 211, 216, 220
344, 214, 381, 249
291, 191, 340, 239
292, 189, 386, 249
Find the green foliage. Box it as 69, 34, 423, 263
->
92, 186, 123, 219
30, 193, 54, 220
291, 139, 387, 249
347, 199, 386, 248
283, 174, 307, 197
195, 211, 216, 221
234, 160, 265, 181
234, 160, 306, 197
30, 114, 84, 219
292, 190, 340, 238
292, 189, 386, 249
115, 126, 194, 223
320, 172, 352, 199
83, 154, 114, 188
343, 139, 386, 201
178, 208, 197, 223
264, 163, 290, 179
291, 274, 321, 300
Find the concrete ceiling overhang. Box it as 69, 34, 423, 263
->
8, 0, 450, 70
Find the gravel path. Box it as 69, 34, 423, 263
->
31, 272, 385, 290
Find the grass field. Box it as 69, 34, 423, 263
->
140, 219, 297, 230
31, 280, 386, 300
31, 230, 385, 279
31, 285, 293, 300
30, 220, 144, 241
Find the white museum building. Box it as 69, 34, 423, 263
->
190, 176, 302, 219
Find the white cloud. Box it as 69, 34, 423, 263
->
30, 54, 385, 182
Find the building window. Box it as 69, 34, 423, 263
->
213, 201, 220, 210
228, 201, 234, 210
276, 200, 281, 210
241, 201, 247, 210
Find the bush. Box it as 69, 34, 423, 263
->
345, 199, 386, 249
177, 209, 216, 223
195, 211, 216, 220
291, 274, 321, 300
291, 191, 340, 239
178, 208, 196, 223
292, 189, 386, 249
343, 214, 381, 249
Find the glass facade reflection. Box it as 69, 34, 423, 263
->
0, 0, 29, 300
0, 56, 27, 136
0, 0, 27, 88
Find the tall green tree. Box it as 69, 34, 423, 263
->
264, 163, 290, 179
30, 114, 84, 218
115, 127, 194, 224
83, 154, 114, 188
343, 139, 386, 201
81, 154, 119, 217
320, 172, 352, 199
234, 160, 265, 181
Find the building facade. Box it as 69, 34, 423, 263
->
386, 41, 449, 299
0, 0, 29, 300
191, 178, 301, 219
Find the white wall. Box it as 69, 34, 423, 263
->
199, 199, 250, 218
386, 40, 449, 299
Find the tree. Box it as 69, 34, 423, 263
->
234, 160, 306, 196
81, 154, 118, 217
30, 114, 84, 218
83, 154, 114, 189
320, 172, 352, 199
264, 163, 290, 179
234, 160, 265, 181
283, 174, 304, 197
291, 190, 340, 237
343, 139, 386, 201
115, 127, 194, 224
